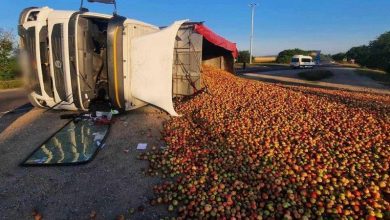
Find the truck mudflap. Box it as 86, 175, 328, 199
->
130, 20, 188, 116
107, 15, 126, 111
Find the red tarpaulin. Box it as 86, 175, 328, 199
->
194, 24, 239, 58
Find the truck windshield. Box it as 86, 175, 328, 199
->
291, 58, 299, 62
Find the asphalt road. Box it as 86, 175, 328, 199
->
0, 88, 29, 113
0, 88, 173, 219
242, 66, 390, 94
235, 64, 291, 74
0, 106, 171, 220
0, 88, 32, 133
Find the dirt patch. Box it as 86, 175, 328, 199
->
0, 106, 171, 220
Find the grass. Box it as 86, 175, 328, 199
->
0, 79, 23, 90
0, 71, 23, 89
298, 70, 334, 81
355, 68, 390, 86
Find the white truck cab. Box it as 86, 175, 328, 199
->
18, 7, 56, 108
290, 55, 315, 69
18, 7, 180, 113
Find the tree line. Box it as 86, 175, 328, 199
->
0, 29, 18, 80
332, 31, 390, 73
237, 31, 390, 74
276, 49, 313, 64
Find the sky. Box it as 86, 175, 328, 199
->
0, 0, 389, 56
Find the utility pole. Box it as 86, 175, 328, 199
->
249, 3, 258, 64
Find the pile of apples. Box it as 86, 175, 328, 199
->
142, 66, 390, 219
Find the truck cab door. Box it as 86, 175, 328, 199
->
130, 20, 187, 116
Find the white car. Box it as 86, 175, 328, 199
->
290, 55, 315, 69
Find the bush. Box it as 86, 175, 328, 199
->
298, 70, 334, 81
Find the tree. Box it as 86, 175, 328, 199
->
320, 54, 333, 62
346, 45, 370, 65
344, 31, 390, 73
366, 31, 390, 72
276, 48, 311, 64
237, 50, 250, 63
332, 53, 346, 62
0, 29, 17, 79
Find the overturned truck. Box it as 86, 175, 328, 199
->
18, 7, 238, 116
